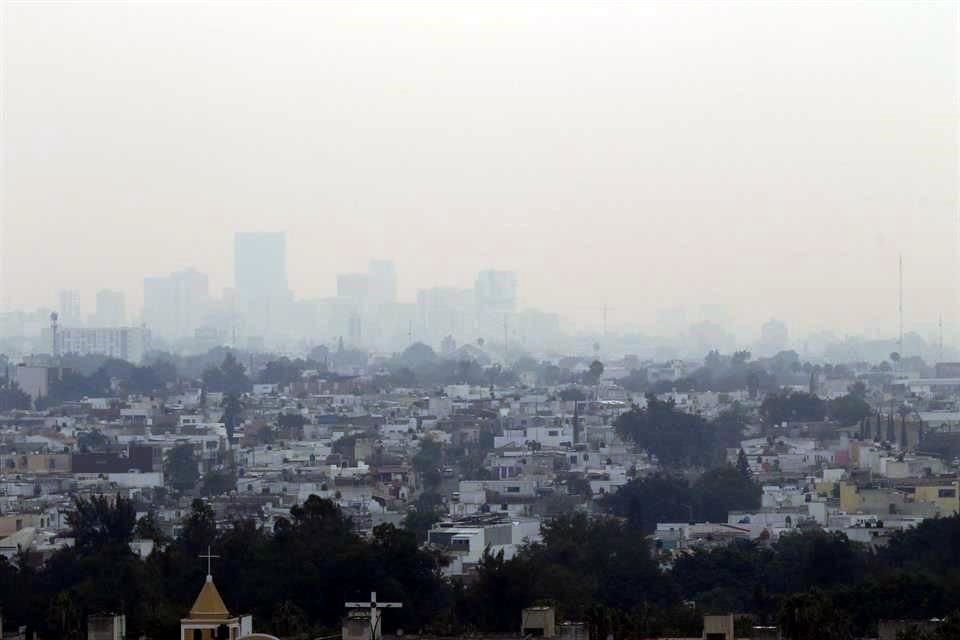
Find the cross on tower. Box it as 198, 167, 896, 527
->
199, 546, 220, 579
345, 591, 402, 640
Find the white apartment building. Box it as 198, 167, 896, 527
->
55, 327, 151, 363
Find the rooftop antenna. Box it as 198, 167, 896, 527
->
939, 314, 944, 362
898, 254, 903, 357
50, 312, 59, 359
503, 314, 508, 358
408, 320, 413, 347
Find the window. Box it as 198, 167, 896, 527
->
501, 504, 509, 511
938, 489, 956, 498
507, 486, 520, 493
193, 629, 203, 640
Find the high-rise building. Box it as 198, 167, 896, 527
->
234, 232, 289, 339
368, 260, 397, 306
234, 232, 287, 297
475, 270, 517, 315
58, 290, 82, 327
143, 269, 210, 340
417, 287, 475, 345
758, 318, 789, 356
336, 273, 370, 306
92, 289, 126, 327
55, 326, 151, 363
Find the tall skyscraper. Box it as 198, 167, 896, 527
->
234, 232, 288, 297
58, 290, 82, 327
368, 260, 397, 306
143, 269, 210, 339
475, 270, 517, 314
337, 273, 370, 306
417, 287, 475, 345
92, 289, 126, 327
234, 232, 289, 339
758, 318, 789, 356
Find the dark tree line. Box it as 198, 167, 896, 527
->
604, 467, 761, 532
0, 495, 448, 640
2, 496, 960, 640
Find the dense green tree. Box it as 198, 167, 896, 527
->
828, 393, 872, 426
559, 386, 587, 402
413, 437, 444, 485
220, 393, 244, 440
403, 508, 442, 544
0, 381, 31, 410
68, 494, 136, 552
760, 391, 826, 427
693, 466, 761, 522
46, 591, 85, 640
896, 613, 960, 640
778, 590, 853, 640
200, 470, 237, 496
202, 353, 252, 395
604, 473, 695, 532
399, 342, 438, 368
736, 449, 752, 479
165, 444, 200, 492
134, 511, 168, 544
586, 360, 604, 384
77, 428, 110, 452
615, 395, 718, 466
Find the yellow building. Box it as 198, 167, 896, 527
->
840, 479, 960, 515
1, 453, 71, 474
180, 574, 245, 640
906, 481, 960, 514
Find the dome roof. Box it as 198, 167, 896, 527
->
239, 635, 281, 640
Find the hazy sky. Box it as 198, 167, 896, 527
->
2, 1, 957, 338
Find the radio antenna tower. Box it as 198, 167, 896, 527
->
898, 254, 903, 355
939, 314, 944, 363
50, 312, 60, 359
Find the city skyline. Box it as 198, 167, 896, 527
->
6, 241, 954, 352
2, 2, 957, 340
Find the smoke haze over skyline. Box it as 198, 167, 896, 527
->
2, 1, 958, 341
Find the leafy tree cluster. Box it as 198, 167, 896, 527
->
669, 517, 960, 639
202, 353, 252, 395
650, 350, 778, 395
827, 392, 873, 426
451, 513, 696, 637
31, 358, 178, 408
165, 443, 200, 492
377, 343, 517, 389
604, 467, 761, 532
0, 496, 448, 640
0, 380, 32, 410
614, 396, 747, 466
760, 390, 826, 427
4, 497, 960, 640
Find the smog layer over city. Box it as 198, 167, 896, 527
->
0, 3, 958, 640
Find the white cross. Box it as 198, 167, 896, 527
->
345, 591, 402, 640
199, 546, 220, 578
